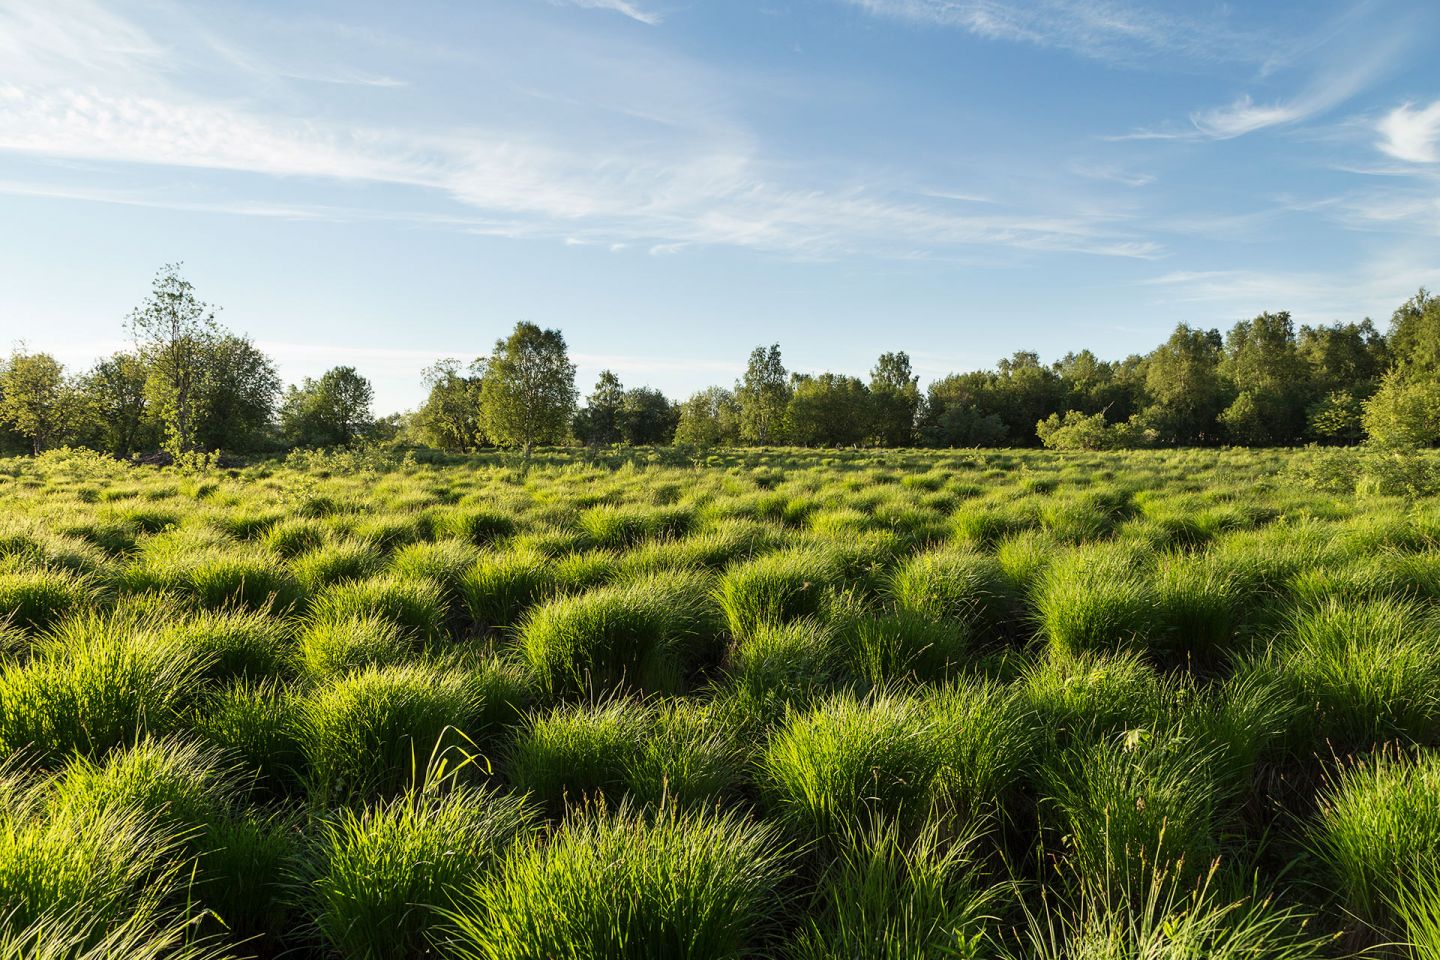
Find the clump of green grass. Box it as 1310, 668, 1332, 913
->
1312, 748, 1440, 930
888, 547, 1016, 636
459, 549, 557, 632
304, 784, 535, 960
291, 537, 383, 591
49, 736, 239, 827
1022, 649, 1167, 744
261, 516, 328, 557
508, 698, 741, 812
295, 613, 414, 679
438, 507, 516, 545
0, 770, 184, 934
716, 546, 845, 638
300, 662, 524, 802
1007, 865, 1332, 960
578, 503, 692, 549
1266, 597, 1440, 750
309, 574, 449, 644
0, 567, 95, 633
789, 818, 994, 960
125, 530, 301, 612
519, 570, 718, 696
0, 614, 202, 761
836, 608, 969, 686
1035, 544, 1154, 659
389, 538, 483, 598
191, 680, 303, 796
762, 683, 1029, 841
446, 803, 786, 960
160, 607, 290, 679
1042, 726, 1232, 901
726, 618, 837, 708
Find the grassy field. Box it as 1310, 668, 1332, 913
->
3, 445, 1440, 958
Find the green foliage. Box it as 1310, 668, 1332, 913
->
479, 322, 578, 455
445, 804, 785, 960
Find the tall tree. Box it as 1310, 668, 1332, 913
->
1388, 289, 1440, 374
196, 335, 281, 452
619, 387, 677, 445
1143, 325, 1225, 445
280, 366, 374, 447
128, 263, 220, 455
84, 352, 153, 456
0, 350, 89, 454
736, 344, 790, 445
1218, 311, 1307, 445
416, 358, 485, 452
787, 373, 870, 447
478, 322, 577, 458
994, 351, 1064, 444
868, 351, 920, 446
577, 370, 624, 446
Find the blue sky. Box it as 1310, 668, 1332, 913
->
1, 0, 1438, 413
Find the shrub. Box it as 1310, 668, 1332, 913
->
305, 785, 535, 960
446, 804, 785, 960
519, 570, 718, 696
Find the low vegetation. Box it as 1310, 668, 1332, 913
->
1, 444, 1438, 956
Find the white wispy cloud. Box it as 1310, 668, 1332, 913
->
840, 0, 1269, 66
550, 0, 662, 25
0, 2, 1161, 261
1377, 100, 1440, 163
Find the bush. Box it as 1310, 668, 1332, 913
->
446, 804, 785, 960
305, 784, 534, 960
519, 570, 718, 696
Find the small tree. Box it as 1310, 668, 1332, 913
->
195, 335, 281, 453
674, 387, 740, 448
786, 373, 870, 447
1363, 370, 1440, 448
620, 387, 677, 445
0, 350, 90, 454
736, 344, 790, 445
478, 322, 577, 458
84, 352, 153, 456
869, 351, 920, 446
128, 263, 221, 456
416, 358, 485, 452
577, 370, 624, 446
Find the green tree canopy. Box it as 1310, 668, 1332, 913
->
479, 322, 577, 457
736, 344, 790, 445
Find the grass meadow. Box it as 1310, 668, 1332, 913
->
3, 444, 1440, 958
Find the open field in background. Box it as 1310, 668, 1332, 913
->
3, 445, 1440, 958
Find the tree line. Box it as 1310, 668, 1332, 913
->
4, 264, 1440, 458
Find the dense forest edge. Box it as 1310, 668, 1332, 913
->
4, 263, 1440, 471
